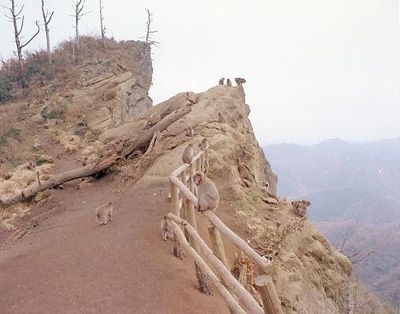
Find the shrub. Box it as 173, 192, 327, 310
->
0, 77, 13, 103
40, 107, 64, 120
0, 128, 21, 147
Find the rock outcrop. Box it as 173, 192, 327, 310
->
100, 84, 391, 313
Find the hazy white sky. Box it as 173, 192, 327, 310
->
1, 0, 399, 144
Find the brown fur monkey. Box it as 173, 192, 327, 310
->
291, 200, 311, 218
182, 143, 194, 163
161, 216, 174, 241
185, 127, 194, 137
95, 201, 114, 225
235, 77, 246, 86
261, 181, 270, 192
226, 78, 232, 86
192, 171, 220, 212
219, 78, 225, 85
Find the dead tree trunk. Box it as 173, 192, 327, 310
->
1, 0, 40, 62
144, 8, 158, 47
72, 0, 86, 51
99, 0, 106, 48
122, 105, 191, 156
41, 0, 54, 63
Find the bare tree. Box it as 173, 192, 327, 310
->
347, 249, 375, 264
336, 230, 375, 264
1, 0, 40, 61
72, 0, 86, 49
99, 0, 106, 48
41, 0, 54, 64
144, 9, 158, 46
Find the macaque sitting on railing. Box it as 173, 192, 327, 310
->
192, 171, 220, 212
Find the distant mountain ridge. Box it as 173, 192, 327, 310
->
265, 138, 400, 223
265, 138, 400, 307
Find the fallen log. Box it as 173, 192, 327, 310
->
0, 148, 122, 207
1, 106, 191, 207
122, 105, 191, 156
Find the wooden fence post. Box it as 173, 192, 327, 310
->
196, 157, 201, 172
186, 162, 210, 294
170, 181, 179, 217
169, 221, 246, 314
208, 225, 229, 269
204, 149, 209, 172
255, 274, 284, 314
170, 181, 182, 258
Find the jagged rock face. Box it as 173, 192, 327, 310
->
109, 86, 372, 313
51, 41, 153, 133
119, 85, 277, 200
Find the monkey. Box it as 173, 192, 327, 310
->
200, 138, 209, 151
185, 127, 194, 137
219, 78, 225, 85
182, 143, 194, 163
185, 91, 196, 104
192, 171, 220, 212
235, 78, 246, 86
199, 138, 210, 173
260, 181, 270, 192
226, 78, 232, 86
95, 201, 114, 225
161, 216, 174, 241
25, 161, 36, 171
291, 200, 311, 218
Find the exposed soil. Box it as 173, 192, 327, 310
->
0, 174, 228, 313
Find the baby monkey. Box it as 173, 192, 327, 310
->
160, 216, 174, 241
95, 201, 114, 225
193, 171, 220, 212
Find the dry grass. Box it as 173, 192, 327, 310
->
103, 88, 117, 101
1, 36, 149, 106
0, 163, 53, 197
0, 203, 30, 231
255, 216, 306, 259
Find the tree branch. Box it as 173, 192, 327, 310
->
20, 20, 40, 49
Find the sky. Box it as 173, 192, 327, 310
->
0, 0, 399, 144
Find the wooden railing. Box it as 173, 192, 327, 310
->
164, 144, 283, 314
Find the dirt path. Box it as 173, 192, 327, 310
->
0, 175, 228, 313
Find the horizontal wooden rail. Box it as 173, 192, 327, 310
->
169, 175, 199, 208
167, 142, 283, 313
171, 151, 203, 177
204, 211, 272, 274
168, 220, 246, 314
167, 214, 264, 314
